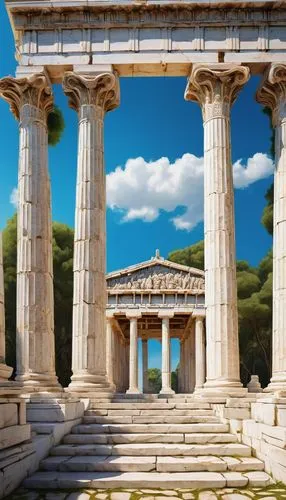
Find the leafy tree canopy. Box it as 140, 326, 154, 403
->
48, 106, 65, 147
147, 368, 162, 394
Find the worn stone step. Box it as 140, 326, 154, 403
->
156, 456, 265, 473
71, 423, 230, 434
85, 402, 211, 410
64, 432, 237, 445
23, 470, 274, 490
87, 409, 215, 417
83, 415, 220, 424
50, 442, 251, 457
41, 455, 156, 472
64, 433, 185, 444
40, 454, 264, 474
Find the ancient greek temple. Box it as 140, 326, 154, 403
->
106, 252, 206, 395
1, 0, 286, 496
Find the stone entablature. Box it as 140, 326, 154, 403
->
5, 0, 286, 78
106, 255, 205, 310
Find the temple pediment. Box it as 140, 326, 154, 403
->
107, 252, 204, 293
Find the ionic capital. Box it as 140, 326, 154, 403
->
185, 64, 250, 122
256, 64, 286, 126
0, 73, 53, 121
62, 72, 120, 113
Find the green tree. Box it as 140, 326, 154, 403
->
2, 215, 74, 386
171, 365, 179, 393
168, 240, 204, 270
168, 240, 273, 388
48, 106, 65, 146
147, 368, 162, 393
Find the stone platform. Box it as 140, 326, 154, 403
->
22, 395, 274, 491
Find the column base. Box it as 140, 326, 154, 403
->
126, 388, 142, 395
200, 379, 247, 398
264, 373, 286, 395
0, 362, 13, 382
16, 372, 61, 394
67, 371, 115, 395
159, 388, 175, 397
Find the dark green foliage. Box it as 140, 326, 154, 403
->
261, 184, 274, 236
147, 368, 162, 393
262, 107, 275, 160
168, 240, 273, 388
3, 215, 74, 386
48, 106, 65, 146
168, 241, 204, 270
2, 214, 17, 374
171, 366, 179, 393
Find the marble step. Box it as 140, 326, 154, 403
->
85, 402, 211, 410
23, 470, 274, 490
83, 415, 220, 424
50, 442, 251, 457
71, 423, 230, 434
89, 409, 215, 417
40, 455, 264, 473
63, 432, 238, 445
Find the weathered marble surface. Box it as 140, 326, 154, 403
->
6, 0, 286, 78
185, 64, 249, 396
63, 71, 119, 394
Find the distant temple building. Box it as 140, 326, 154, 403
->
106, 251, 206, 395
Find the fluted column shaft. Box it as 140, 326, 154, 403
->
63, 72, 119, 392
194, 316, 206, 390
257, 64, 286, 392
142, 339, 149, 393
106, 318, 115, 388
126, 316, 141, 394
0, 74, 59, 390
185, 64, 249, 394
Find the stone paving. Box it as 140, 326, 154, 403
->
10, 485, 286, 500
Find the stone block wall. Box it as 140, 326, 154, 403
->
212, 397, 286, 484
0, 395, 35, 499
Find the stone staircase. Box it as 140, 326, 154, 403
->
23, 395, 273, 490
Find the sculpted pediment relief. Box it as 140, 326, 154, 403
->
107, 264, 204, 293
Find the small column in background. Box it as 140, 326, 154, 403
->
159, 311, 175, 396
194, 312, 206, 392
126, 312, 141, 394
106, 316, 116, 391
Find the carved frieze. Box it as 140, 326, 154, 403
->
107, 265, 204, 293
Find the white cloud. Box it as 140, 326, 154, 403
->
106, 152, 274, 231
10, 187, 18, 208
233, 153, 274, 189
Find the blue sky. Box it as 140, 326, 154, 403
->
0, 3, 274, 376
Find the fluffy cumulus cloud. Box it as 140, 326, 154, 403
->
107, 152, 274, 231
9, 152, 274, 232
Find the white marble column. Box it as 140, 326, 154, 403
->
189, 326, 196, 393
0, 233, 13, 382
142, 339, 149, 393
106, 317, 116, 390
126, 312, 141, 394
0, 73, 59, 391
194, 314, 206, 391
159, 311, 175, 396
257, 64, 286, 393
185, 64, 249, 396
63, 72, 119, 393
